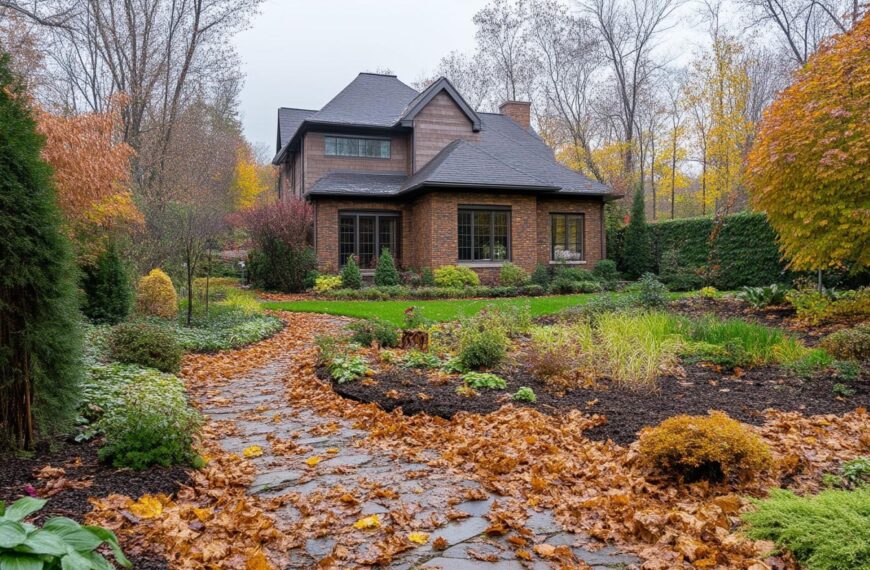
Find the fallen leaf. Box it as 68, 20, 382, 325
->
353, 514, 381, 530
432, 536, 449, 550
245, 549, 272, 570
128, 495, 163, 519
407, 532, 429, 544
304, 456, 322, 467
242, 445, 263, 458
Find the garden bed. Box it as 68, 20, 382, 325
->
326, 364, 870, 445
0, 438, 189, 569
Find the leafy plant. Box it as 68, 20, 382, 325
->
697, 286, 719, 299
628, 273, 669, 308
0, 497, 131, 569
348, 319, 399, 348
548, 276, 603, 294
832, 383, 855, 398
374, 248, 400, 286
839, 457, 870, 489
512, 387, 536, 402
401, 350, 441, 369
341, 256, 362, 289
592, 259, 619, 287
329, 355, 369, 384
638, 412, 772, 482
820, 324, 870, 361
434, 265, 480, 288
743, 487, 870, 570
530, 264, 551, 288
458, 326, 508, 369
167, 313, 283, 352
135, 268, 178, 319
420, 267, 436, 287
402, 306, 430, 330
314, 274, 343, 293
527, 324, 595, 382
462, 372, 507, 390
470, 304, 532, 337
737, 284, 789, 308
786, 349, 835, 377
98, 374, 202, 470
109, 322, 183, 373
834, 360, 860, 381
440, 356, 468, 374
498, 262, 529, 286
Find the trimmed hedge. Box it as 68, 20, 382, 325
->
616, 212, 787, 290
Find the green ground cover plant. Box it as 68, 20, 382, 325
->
462, 372, 507, 390
737, 284, 789, 308
743, 487, 870, 570
109, 322, 183, 373
512, 387, 537, 402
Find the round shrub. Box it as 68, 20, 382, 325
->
820, 324, 870, 361
499, 262, 529, 286
629, 273, 669, 308
135, 268, 178, 319
459, 325, 508, 369
592, 259, 619, 285
341, 256, 362, 289
638, 412, 772, 482
98, 374, 201, 470
109, 322, 183, 373
374, 249, 400, 286
434, 265, 480, 288
531, 264, 551, 287
314, 274, 342, 293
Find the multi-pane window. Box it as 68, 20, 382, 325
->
550, 213, 584, 261
458, 207, 510, 262
325, 136, 390, 159
339, 212, 398, 269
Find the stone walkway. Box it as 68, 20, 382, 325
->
196, 324, 640, 569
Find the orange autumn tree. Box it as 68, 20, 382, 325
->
37, 106, 142, 259
746, 15, 870, 271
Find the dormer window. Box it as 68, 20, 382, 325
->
325, 136, 390, 159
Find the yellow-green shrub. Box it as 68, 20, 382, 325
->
434, 265, 480, 288
638, 412, 772, 482
135, 269, 178, 319
314, 275, 343, 294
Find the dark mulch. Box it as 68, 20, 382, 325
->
0, 438, 190, 569
328, 364, 870, 446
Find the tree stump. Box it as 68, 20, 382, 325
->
400, 330, 429, 351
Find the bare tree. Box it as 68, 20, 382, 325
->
473, 0, 537, 102
582, 0, 681, 181
423, 50, 495, 111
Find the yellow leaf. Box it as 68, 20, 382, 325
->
408, 532, 429, 544
245, 549, 272, 570
243, 445, 264, 458
193, 507, 212, 522
353, 514, 381, 529
325, 447, 339, 454
304, 456, 322, 467
128, 495, 163, 519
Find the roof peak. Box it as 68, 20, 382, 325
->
358, 71, 398, 77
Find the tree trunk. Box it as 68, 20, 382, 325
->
186, 249, 193, 327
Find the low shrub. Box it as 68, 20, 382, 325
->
743, 487, 870, 570
402, 350, 442, 369
98, 373, 201, 469
109, 322, 183, 373
527, 324, 595, 383
556, 267, 597, 282
820, 324, 870, 361
421, 267, 436, 286
434, 265, 480, 288
458, 325, 508, 369
519, 284, 546, 296
697, 286, 719, 299
559, 294, 636, 322
462, 371, 507, 390
738, 284, 789, 308
80, 363, 170, 424
348, 318, 399, 348
513, 386, 536, 402
374, 249, 400, 286
638, 412, 772, 482
499, 262, 529, 286
592, 259, 619, 287
341, 257, 362, 289
786, 349, 836, 377
135, 268, 178, 319
549, 276, 602, 294
314, 274, 343, 293
531, 264, 551, 288
0, 497, 131, 569
628, 273, 669, 308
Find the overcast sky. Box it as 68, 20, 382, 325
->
234, 0, 491, 154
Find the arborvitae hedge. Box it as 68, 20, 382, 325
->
613, 212, 787, 289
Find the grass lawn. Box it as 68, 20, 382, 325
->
262, 293, 617, 325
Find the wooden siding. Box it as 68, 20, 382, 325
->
302, 132, 410, 192
412, 92, 480, 171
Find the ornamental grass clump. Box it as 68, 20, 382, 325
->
638, 412, 772, 482
527, 323, 595, 385
742, 487, 870, 570
135, 268, 178, 318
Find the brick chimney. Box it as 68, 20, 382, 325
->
499, 100, 531, 129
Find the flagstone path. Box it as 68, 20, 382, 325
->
196, 316, 641, 569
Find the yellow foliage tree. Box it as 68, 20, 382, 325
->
747, 15, 870, 270
231, 145, 270, 210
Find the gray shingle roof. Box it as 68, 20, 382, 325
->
308, 172, 406, 197
308, 73, 419, 127
277, 107, 316, 151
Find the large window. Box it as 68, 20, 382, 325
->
550, 213, 584, 261
325, 136, 390, 159
458, 207, 510, 262
339, 212, 399, 269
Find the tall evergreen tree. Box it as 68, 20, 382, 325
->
81, 242, 133, 324
622, 187, 654, 279
0, 53, 82, 449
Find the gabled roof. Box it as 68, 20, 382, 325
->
277, 107, 316, 152
398, 77, 481, 131
308, 73, 418, 127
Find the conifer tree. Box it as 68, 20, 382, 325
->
81, 242, 133, 325
0, 53, 82, 448
622, 187, 654, 279
374, 248, 400, 286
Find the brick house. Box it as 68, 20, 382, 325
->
272, 72, 617, 283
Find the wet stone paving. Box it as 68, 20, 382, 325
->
196, 329, 640, 569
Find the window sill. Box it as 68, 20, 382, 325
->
549, 260, 587, 265
458, 261, 509, 268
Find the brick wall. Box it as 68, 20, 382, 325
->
535, 196, 605, 266
303, 132, 410, 191
412, 92, 480, 171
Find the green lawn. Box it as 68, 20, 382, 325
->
262, 293, 612, 325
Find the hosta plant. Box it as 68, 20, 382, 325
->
738, 284, 789, 308
329, 355, 369, 384
462, 372, 507, 390
512, 387, 536, 403
0, 497, 131, 569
